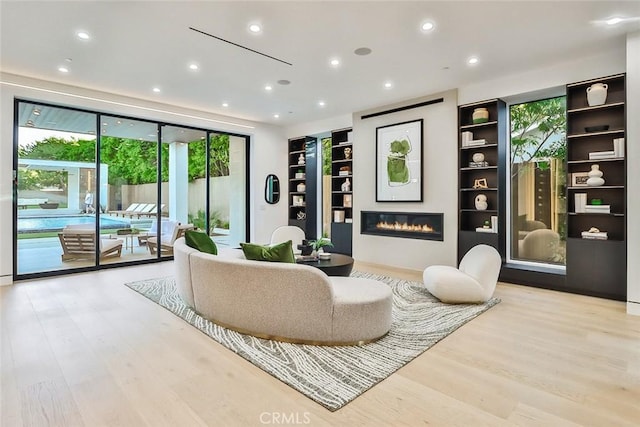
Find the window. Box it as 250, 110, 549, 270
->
509, 96, 567, 266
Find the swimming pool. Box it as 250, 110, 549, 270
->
18, 215, 130, 233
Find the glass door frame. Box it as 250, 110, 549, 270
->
12, 98, 251, 281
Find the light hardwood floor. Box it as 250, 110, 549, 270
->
1, 261, 639, 426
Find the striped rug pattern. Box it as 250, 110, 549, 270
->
125, 272, 499, 411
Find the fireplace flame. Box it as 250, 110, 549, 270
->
376, 221, 435, 233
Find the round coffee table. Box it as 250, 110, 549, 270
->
297, 253, 354, 277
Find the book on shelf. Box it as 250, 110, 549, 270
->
581, 231, 608, 240
461, 131, 473, 144
588, 151, 616, 160
468, 161, 489, 168
462, 139, 486, 147
574, 193, 587, 213
584, 205, 611, 214
475, 227, 496, 233
613, 138, 625, 158
491, 215, 498, 233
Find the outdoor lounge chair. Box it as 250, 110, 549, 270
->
147, 223, 195, 255
58, 226, 123, 261
123, 203, 156, 218
108, 203, 141, 217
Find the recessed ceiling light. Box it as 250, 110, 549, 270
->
318, 101, 326, 107
265, 85, 273, 91
384, 81, 393, 89
77, 31, 90, 40
189, 63, 199, 70
330, 58, 340, 67
421, 21, 435, 32
58, 66, 69, 73
222, 102, 229, 107
354, 47, 372, 56
249, 23, 262, 33
467, 56, 479, 65
153, 87, 161, 93
273, 114, 280, 119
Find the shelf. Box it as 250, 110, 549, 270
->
566, 73, 625, 88
333, 142, 352, 148
460, 143, 498, 150
567, 129, 624, 139
333, 174, 353, 179
289, 149, 305, 154
289, 178, 305, 181
567, 185, 624, 190
332, 159, 352, 164
290, 191, 305, 195
568, 158, 623, 164
459, 120, 498, 130
290, 164, 306, 168
332, 191, 352, 194
569, 212, 624, 217
460, 166, 498, 171
460, 187, 498, 192
567, 102, 625, 114
460, 209, 498, 213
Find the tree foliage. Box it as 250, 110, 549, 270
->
510, 96, 566, 169
18, 133, 230, 190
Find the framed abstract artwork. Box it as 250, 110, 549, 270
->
376, 119, 423, 202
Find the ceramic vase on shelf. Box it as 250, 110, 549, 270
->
298, 153, 305, 165
472, 152, 485, 163
472, 108, 489, 124
586, 164, 605, 186
341, 178, 351, 192
296, 182, 306, 192
586, 83, 608, 106
474, 194, 488, 210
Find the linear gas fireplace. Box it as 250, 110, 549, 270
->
361, 211, 443, 241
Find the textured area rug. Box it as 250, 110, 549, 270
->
125, 272, 499, 411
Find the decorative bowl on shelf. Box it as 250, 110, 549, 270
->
318, 252, 332, 260
584, 125, 609, 133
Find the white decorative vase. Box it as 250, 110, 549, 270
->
298, 153, 305, 165
586, 164, 605, 186
586, 83, 608, 106
472, 152, 485, 163
297, 182, 306, 192
472, 108, 489, 124
474, 194, 488, 210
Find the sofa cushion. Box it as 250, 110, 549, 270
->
240, 240, 295, 263
185, 230, 218, 255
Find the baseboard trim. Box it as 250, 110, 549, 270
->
0, 274, 14, 286
627, 301, 640, 316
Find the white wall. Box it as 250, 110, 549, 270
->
352, 90, 459, 271
0, 73, 286, 284
626, 31, 640, 315
458, 47, 626, 105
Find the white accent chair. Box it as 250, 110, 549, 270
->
270, 225, 306, 255
423, 244, 501, 303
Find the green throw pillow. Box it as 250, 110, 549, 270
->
184, 230, 218, 255
240, 240, 295, 263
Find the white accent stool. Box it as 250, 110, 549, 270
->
423, 244, 501, 303
270, 225, 306, 255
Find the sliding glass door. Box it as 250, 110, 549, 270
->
13, 100, 249, 279
15, 102, 98, 274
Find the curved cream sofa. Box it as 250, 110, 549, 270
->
173, 237, 392, 345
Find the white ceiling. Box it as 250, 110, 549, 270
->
2, 1, 639, 127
